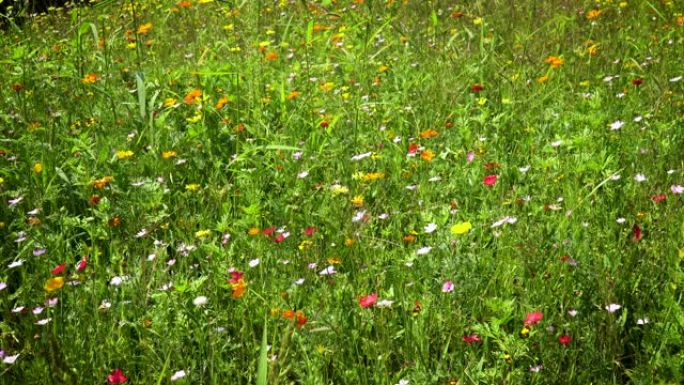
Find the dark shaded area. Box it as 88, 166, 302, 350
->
0, 0, 88, 27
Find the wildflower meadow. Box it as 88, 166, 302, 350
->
0, 0, 683, 384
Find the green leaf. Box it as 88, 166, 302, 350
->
256, 317, 268, 385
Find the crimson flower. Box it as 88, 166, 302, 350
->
407, 143, 419, 156
358, 293, 377, 308
524, 311, 543, 326
631, 78, 643, 86
483, 175, 498, 186
470, 84, 484, 92
51, 263, 66, 275
304, 226, 316, 236
462, 334, 481, 344
76, 256, 88, 272
107, 368, 127, 384
274, 233, 285, 243
262, 226, 276, 236
651, 194, 667, 203
632, 224, 642, 242
558, 335, 572, 346
228, 270, 244, 284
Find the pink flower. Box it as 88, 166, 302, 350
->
462, 334, 481, 344
358, 293, 377, 308
483, 175, 497, 186
304, 226, 316, 236
466, 151, 475, 163
107, 368, 128, 384
441, 281, 454, 293
524, 311, 543, 326
671, 185, 683, 194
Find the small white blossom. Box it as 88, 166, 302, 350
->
193, 296, 208, 307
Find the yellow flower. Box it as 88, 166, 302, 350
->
247, 227, 261, 236
351, 195, 364, 207
195, 229, 211, 238
215, 96, 229, 110
185, 183, 200, 192
579, 80, 591, 87
451, 221, 472, 235
330, 184, 349, 195
537, 75, 549, 84
344, 238, 355, 247
44, 277, 64, 293
587, 44, 599, 56
0, 176, 4, 184
93, 176, 113, 189
116, 150, 134, 160
473, 17, 482, 25
298, 240, 312, 251
163, 98, 177, 107
137, 22, 153, 35
327, 256, 341, 265
33, 162, 43, 174
162, 150, 177, 159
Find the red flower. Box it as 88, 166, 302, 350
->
304, 226, 316, 236
358, 293, 377, 308
274, 233, 285, 243
524, 311, 543, 326
631, 78, 643, 86
470, 84, 484, 92
76, 256, 88, 272
107, 368, 128, 384
262, 226, 276, 236
407, 143, 419, 156
558, 335, 572, 345
462, 334, 481, 344
228, 270, 244, 284
319, 120, 329, 128
51, 263, 66, 275
632, 224, 642, 242
483, 175, 498, 186
651, 193, 667, 203
89, 195, 101, 205
484, 162, 501, 169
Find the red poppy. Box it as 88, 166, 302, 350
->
470, 84, 484, 92
107, 368, 128, 384
632, 224, 642, 242
76, 256, 88, 272
51, 263, 66, 275
483, 175, 498, 186
408, 143, 419, 156
524, 311, 543, 326
462, 334, 481, 344
228, 270, 244, 284
262, 226, 276, 236
358, 293, 377, 308
304, 226, 316, 236
651, 194, 666, 203
558, 335, 572, 345
274, 233, 286, 243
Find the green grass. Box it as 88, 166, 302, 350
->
0, 0, 683, 384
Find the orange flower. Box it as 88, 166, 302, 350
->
177, 0, 192, 7
282, 309, 295, 320
81, 73, 97, 84
677, 16, 684, 25
137, 22, 153, 35
184, 89, 202, 104
92, 176, 113, 189
231, 278, 247, 298
544, 56, 564, 68
421, 149, 435, 162
419, 129, 439, 139
403, 234, 415, 242
247, 227, 260, 236
264, 51, 278, 61
286, 91, 300, 100
586, 9, 602, 20
215, 96, 229, 110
